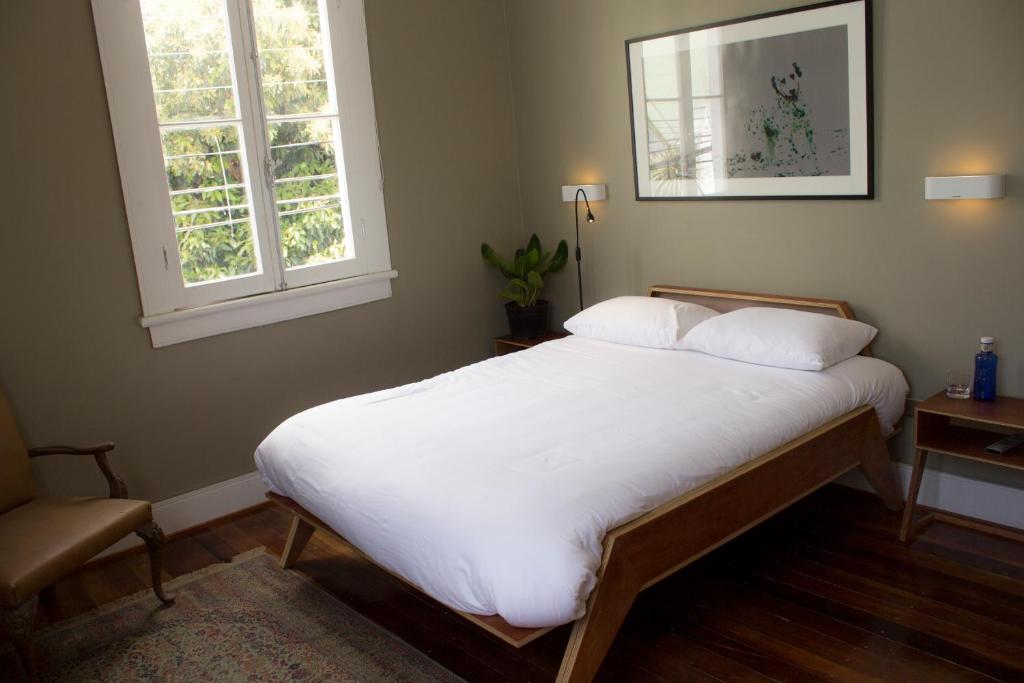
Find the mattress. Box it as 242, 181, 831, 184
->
255, 336, 907, 628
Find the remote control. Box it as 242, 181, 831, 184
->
985, 433, 1024, 455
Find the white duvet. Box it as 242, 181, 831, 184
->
255, 336, 907, 628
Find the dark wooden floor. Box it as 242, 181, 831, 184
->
40, 485, 1024, 682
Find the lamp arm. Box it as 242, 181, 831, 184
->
575, 187, 593, 216
573, 188, 590, 311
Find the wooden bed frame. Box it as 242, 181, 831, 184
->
267, 286, 905, 682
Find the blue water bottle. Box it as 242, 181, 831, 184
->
972, 336, 998, 402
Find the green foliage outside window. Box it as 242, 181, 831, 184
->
142, 0, 347, 285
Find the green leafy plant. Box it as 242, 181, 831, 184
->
481, 234, 568, 307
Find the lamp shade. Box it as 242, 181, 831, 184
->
924, 175, 1004, 200
561, 184, 607, 202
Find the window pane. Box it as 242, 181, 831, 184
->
279, 206, 345, 268
269, 119, 346, 268
252, 0, 331, 117
140, 0, 237, 122
255, 0, 351, 271
161, 124, 258, 284
161, 126, 243, 192
141, 1, 263, 286
176, 221, 257, 284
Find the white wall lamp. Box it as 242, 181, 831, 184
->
561, 184, 607, 311
925, 175, 1005, 200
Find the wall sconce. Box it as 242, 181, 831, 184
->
561, 184, 607, 311
925, 175, 1005, 200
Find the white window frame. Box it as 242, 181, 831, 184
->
93, 0, 395, 348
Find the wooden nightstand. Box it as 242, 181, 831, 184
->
901, 392, 1024, 543
494, 331, 569, 356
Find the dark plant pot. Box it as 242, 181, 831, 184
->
506, 300, 549, 339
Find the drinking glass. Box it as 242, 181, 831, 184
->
946, 370, 972, 399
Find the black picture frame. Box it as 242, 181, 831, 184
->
625, 0, 873, 201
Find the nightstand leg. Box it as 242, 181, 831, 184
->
899, 449, 928, 542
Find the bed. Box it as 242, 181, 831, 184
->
256, 286, 907, 682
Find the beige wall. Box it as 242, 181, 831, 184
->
0, 0, 521, 501
2, 0, 1022, 502
504, 0, 1024, 485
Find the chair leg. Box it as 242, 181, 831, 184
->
136, 521, 174, 605
2, 595, 39, 682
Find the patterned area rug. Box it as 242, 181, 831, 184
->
1, 549, 461, 682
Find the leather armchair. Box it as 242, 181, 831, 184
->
0, 392, 173, 680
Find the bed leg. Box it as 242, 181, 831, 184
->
556, 557, 637, 683
858, 418, 904, 512
280, 515, 316, 568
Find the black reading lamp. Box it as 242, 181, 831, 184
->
574, 188, 594, 311
561, 183, 606, 311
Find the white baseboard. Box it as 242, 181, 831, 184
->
93, 471, 268, 560
838, 462, 1024, 530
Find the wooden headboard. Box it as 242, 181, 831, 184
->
648, 285, 871, 355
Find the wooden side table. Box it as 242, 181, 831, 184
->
494, 331, 569, 356
901, 392, 1024, 543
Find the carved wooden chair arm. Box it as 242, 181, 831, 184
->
26, 442, 116, 457
26, 442, 128, 499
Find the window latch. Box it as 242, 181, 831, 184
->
263, 157, 275, 192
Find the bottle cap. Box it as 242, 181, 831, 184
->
980, 336, 995, 345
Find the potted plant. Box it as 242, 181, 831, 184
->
481, 234, 568, 339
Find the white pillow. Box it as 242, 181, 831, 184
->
564, 296, 720, 349
681, 307, 877, 371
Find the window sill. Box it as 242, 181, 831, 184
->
140, 269, 398, 348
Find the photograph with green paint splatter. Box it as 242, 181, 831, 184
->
722, 25, 850, 179
628, 0, 871, 199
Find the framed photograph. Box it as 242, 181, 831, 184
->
626, 0, 872, 200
